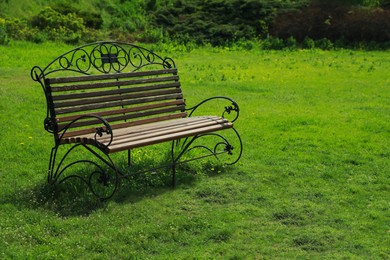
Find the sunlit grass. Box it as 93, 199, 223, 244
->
0, 41, 389, 258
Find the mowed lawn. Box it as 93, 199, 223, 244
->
0, 41, 389, 258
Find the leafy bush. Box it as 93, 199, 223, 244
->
151, 0, 308, 46
31, 7, 84, 32
342, 7, 390, 42
4, 18, 32, 41
81, 28, 108, 43
302, 36, 316, 49
30, 7, 85, 44
260, 36, 285, 50
315, 38, 334, 50
270, 0, 390, 44
0, 18, 9, 45
98, 0, 147, 33
52, 3, 103, 29
285, 36, 298, 50
79, 11, 103, 29
1, 0, 388, 48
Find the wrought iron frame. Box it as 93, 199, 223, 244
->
30, 41, 242, 199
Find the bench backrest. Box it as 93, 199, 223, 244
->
46, 68, 186, 139
31, 42, 184, 140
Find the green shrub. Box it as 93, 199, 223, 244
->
27, 29, 48, 43
233, 39, 258, 50
270, 0, 390, 45
137, 27, 164, 43
0, 18, 9, 45
4, 18, 29, 40
81, 28, 108, 43
302, 37, 316, 49
285, 36, 298, 50
260, 36, 285, 50
98, 0, 147, 33
79, 11, 103, 29
52, 3, 103, 29
31, 7, 84, 32
151, 0, 308, 46
315, 38, 334, 50
3, 18, 46, 43
30, 7, 85, 44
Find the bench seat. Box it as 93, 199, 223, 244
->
61, 116, 233, 153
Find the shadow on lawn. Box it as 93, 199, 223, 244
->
1, 162, 225, 217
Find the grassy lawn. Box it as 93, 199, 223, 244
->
0, 41, 389, 258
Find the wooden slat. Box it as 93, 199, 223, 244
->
60, 112, 187, 139
56, 100, 185, 123
57, 105, 186, 130
51, 75, 179, 93
107, 122, 233, 152
109, 118, 229, 146
55, 93, 183, 114
70, 116, 222, 143
54, 87, 181, 108
61, 116, 229, 146
48, 68, 178, 84
112, 116, 220, 138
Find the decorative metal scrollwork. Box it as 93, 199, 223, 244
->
58, 48, 90, 73
187, 96, 240, 123
56, 114, 113, 150
31, 41, 176, 81
162, 57, 175, 69
30, 66, 44, 82
178, 128, 243, 166
44, 117, 55, 133
51, 149, 119, 200
223, 102, 239, 119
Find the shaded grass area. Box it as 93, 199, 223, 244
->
0, 41, 389, 258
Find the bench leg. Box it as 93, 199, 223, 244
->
171, 141, 176, 187
46, 143, 120, 200
127, 149, 131, 167
172, 163, 176, 187
168, 128, 243, 185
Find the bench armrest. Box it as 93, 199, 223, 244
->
186, 96, 240, 123
57, 115, 113, 149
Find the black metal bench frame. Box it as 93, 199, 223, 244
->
30, 41, 242, 199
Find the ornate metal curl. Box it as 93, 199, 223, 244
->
174, 127, 242, 166
91, 43, 128, 73
45, 114, 117, 199
30, 66, 44, 83
48, 144, 119, 200
162, 57, 175, 69
187, 96, 240, 123
44, 117, 55, 133
223, 102, 239, 119
57, 114, 113, 150
58, 48, 90, 73
30, 41, 176, 81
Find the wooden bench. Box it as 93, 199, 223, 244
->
31, 41, 242, 199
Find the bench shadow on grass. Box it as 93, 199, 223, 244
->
2, 160, 226, 217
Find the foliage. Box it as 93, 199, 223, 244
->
97, 0, 147, 33
51, 3, 103, 29
0, 18, 9, 45
0, 0, 389, 47
30, 7, 84, 44
150, 0, 309, 46
2, 18, 44, 43
270, 0, 390, 43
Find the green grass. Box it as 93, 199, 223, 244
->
0, 41, 389, 258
